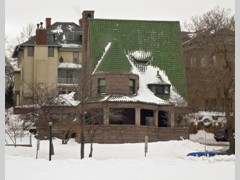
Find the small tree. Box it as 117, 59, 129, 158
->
85, 109, 104, 158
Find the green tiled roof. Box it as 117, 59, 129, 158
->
88, 18, 187, 99
95, 40, 132, 72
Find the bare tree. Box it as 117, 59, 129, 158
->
5, 109, 37, 146
183, 6, 235, 154
84, 109, 104, 158
16, 23, 35, 44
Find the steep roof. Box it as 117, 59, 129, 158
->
88, 18, 188, 99
12, 22, 82, 58
94, 40, 132, 73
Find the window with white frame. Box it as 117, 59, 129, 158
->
58, 68, 78, 84
98, 78, 106, 94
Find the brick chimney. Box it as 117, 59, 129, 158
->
78, 10, 95, 100
45, 18, 51, 29
36, 22, 47, 45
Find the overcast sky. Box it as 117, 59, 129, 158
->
5, 0, 235, 41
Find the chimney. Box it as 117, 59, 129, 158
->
82, 10, 95, 19
46, 18, 51, 29
79, 18, 83, 26
36, 22, 47, 45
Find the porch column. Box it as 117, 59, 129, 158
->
169, 110, 175, 127
153, 110, 158, 127
103, 107, 109, 125
135, 108, 141, 126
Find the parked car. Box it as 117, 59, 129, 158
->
214, 129, 228, 142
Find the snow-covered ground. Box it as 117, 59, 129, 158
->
5, 131, 235, 180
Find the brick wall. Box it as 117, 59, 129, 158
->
36, 29, 47, 45
91, 73, 139, 96
53, 125, 189, 143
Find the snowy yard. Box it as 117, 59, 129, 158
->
5, 132, 235, 180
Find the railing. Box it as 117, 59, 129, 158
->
58, 78, 78, 84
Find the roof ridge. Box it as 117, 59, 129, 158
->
90, 18, 180, 23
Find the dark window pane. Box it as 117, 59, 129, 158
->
156, 85, 164, 95
129, 79, 135, 94
48, 47, 54, 57
28, 46, 34, 56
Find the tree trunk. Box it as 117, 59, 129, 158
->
80, 128, 85, 159
89, 142, 93, 158
228, 135, 235, 154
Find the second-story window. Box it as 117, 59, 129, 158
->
148, 84, 171, 95
98, 78, 106, 94
48, 47, 54, 57
129, 79, 135, 95
27, 46, 34, 56
58, 68, 78, 84
73, 52, 79, 63
190, 56, 196, 67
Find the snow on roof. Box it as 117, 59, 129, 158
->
126, 52, 186, 106
66, 25, 76, 31
107, 95, 138, 102
92, 42, 112, 74
60, 43, 81, 48
129, 50, 152, 61
55, 92, 80, 106
58, 63, 82, 69
51, 24, 63, 34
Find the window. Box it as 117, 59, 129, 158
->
201, 57, 208, 67
212, 55, 217, 66
66, 32, 74, 40
48, 47, 54, 57
163, 85, 170, 94
66, 32, 81, 41
148, 84, 170, 95
129, 79, 135, 94
98, 79, 106, 94
58, 69, 78, 84
156, 85, 163, 94
190, 57, 196, 67
27, 46, 34, 56
73, 52, 79, 63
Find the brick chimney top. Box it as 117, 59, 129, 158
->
82, 10, 95, 19
46, 18, 51, 29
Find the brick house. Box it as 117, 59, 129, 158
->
12, 11, 189, 143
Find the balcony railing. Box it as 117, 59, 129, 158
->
58, 78, 78, 84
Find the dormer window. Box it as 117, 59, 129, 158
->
129, 79, 135, 95
148, 84, 171, 95
66, 32, 81, 41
